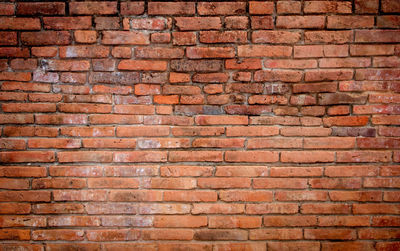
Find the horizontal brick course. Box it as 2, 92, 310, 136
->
0, 0, 399, 247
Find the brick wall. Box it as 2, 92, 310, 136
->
0, 0, 399, 250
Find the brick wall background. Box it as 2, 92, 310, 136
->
0, 0, 399, 250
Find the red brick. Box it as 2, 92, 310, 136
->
294, 45, 323, 58
281, 151, 334, 163
148, 2, 195, 15
250, 229, 302, 240
22, 31, 71, 45
0, 72, 31, 82
135, 47, 184, 59
175, 17, 222, 31
0, 178, 29, 189
95, 17, 119, 30
46, 244, 100, 251
154, 215, 206, 228
359, 228, 400, 240
121, 2, 145, 15
43, 17, 91, 30
238, 45, 292, 57
251, 16, 274, 29
114, 105, 154, 114
225, 151, 279, 163
61, 126, 114, 137
164, 191, 217, 202
220, 190, 272, 202
114, 151, 167, 163
376, 242, 400, 251
161, 165, 213, 177
254, 178, 307, 189
355, 0, 379, 13
253, 30, 300, 44
382, 0, 400, 12
325, 165, 378, 177
151, 33, 170, 43
0, 47, 29, 57
200, 31, 247, 44
108, 190, 162, 202
88, 178, 139, 188
69, 1, 116, 15
337, 151, 391, 162
356, 30, 400, 43
270, 167, 323, 177
304, 1, 352, 13
211, 244, 256, 251
373, 56, 400, 68
172, 32, 196, 46
0, 151, 55, 163
194, 229, 247, 241
381, 166, 400, 176
0, 92, 27, 102
171, 59, 222, 72
255, 70, 302, 83
364, 178, 400, 188
323, 116, 369, 127
373, 115, 400, 125
28, 139, 80, 149
248, 137, 301, 149
0, 203, 31, 214
186, 47, 235, 59
354, 204, 400, 214
0, 3, 14, 15
305, 229, 356, 240
192, 203, 244, 214
356, 69, 400, 81
372, 216, 400, 227
111, 47, 131, 58
249, 1, 274, 14
73, 31, 97, 44
198, 177, 251, 189
138, 203, 187, 214
277, 16, 325, 29
28, 93, 61, 102
0, 229, 30, 240
0, 17, 40, 30
301, 203, 351, 214
118, 60, 167, 71
58, 151, 112, 163
31, 47, 57, 57
358, 138, 400, 149
169, 151, 222, 162
0, 32, 16, 46
327, 106, 349, 116
263, 216, 317, 227
0, 190, 50, 202
306, 69, 353, 82
225, 16, 249, 29
233, 72, 250, 81
311, 178, 361, 189
325, 242, 375, 251
102, 31, 149, 45
17, 2, 64, 15
305, 30, 353, 44
86, 229, 140, 241
378, 16, 400, 28
277, 1, 302, 14
327, 16, 374, 29
351, 45, 395, 56
246, 203, 298, 214
209, 216, 261, 228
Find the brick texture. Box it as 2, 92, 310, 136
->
0, 0, 399, 249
